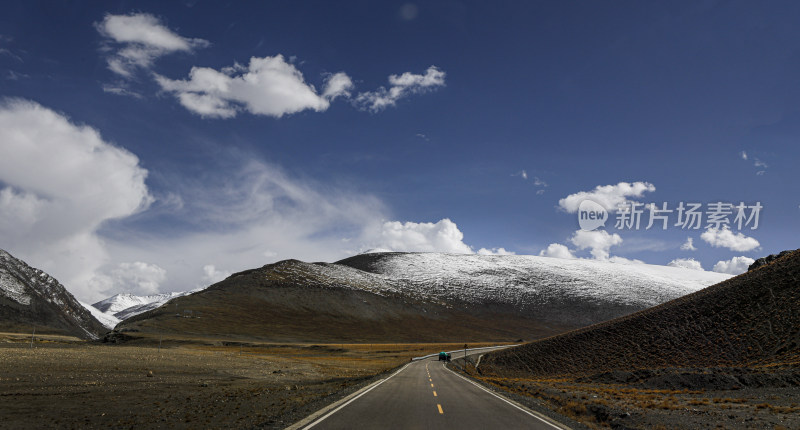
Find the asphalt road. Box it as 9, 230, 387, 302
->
294, 348, 569, 430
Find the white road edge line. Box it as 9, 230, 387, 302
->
288, 346, 518, 429
288, 362, 412, 430
444, 364, 572, 430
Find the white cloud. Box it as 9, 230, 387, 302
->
155, 55, 349, 118
538, 243, 576, 259
97, 158, 485, 298
569, 229, 623, 260
97, 13, 209, 77
370, 219, 473, 254
477, 247, 515, 255
668, 258, 704, 271
355, 66, 445, 112
712, 256, 755, 275
700, 227, 760, 252
201, 264, 231, 285
680, 237, 697, 251
92, 262, 167, 295
321, 72, 355, 101
558, 181, 655, 213
740, 151, 748, 160
0, 99, 152, 301
101, 84, 143, 98
608, 256, 645, 265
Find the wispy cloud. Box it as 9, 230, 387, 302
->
740, 150, 768, 175
355, 66, 445, 112
96, 13, 209, 78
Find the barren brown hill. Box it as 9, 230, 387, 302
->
479, 250, 800, 378
117, 260, 574, 343
116, 253, 727, 343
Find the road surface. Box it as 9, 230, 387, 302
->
291, 347, 569, 430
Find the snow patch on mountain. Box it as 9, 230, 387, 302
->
80, 301, 121, 329
92, 290, 201, 321
0, 268, 31, 305
333, 253, 732, 309
0, 249, 106, 339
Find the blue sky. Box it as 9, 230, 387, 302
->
1, 1, 798, 301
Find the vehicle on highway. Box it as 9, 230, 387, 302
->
438, 351, 451, 361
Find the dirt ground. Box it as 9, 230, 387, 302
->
473, 368, 800, 429
0, 332, 498, 429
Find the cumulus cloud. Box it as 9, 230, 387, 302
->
667, 258, 704, 271
155, 55, 351, 118
558, 181, 655, 213
0, 99, 152, 300
0, 102, 496, 301
700, 227, 760, 252
98, 159, 484, 298
355, 66, 445, 112
712, 256, 755, 275
201, 264, 231, 285
680, 237, 697, 251
89, 262, 167, 295
321, 72, 355, 101
538, 243, 576, 259
96, 13, 209, 77
569, 230, 623, 260
477, 247, 515, 255
370, 219, 473, 254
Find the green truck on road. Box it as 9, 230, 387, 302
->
438, 351, 451, 362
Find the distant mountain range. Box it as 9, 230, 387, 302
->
0, 249, 106, 339
116, 252, 731, 343
87, 291, 199, 328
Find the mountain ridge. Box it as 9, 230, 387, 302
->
0, 249, 106, 339
116, 253, 730, 342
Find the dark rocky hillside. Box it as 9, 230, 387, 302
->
480, 249, 800, 377
0, 250, 106, 339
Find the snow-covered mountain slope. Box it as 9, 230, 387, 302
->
92, 291, 198, 321
0, 249, 107, 339
79, 301, 121, 329
336, 253, 731, 310
118, 252, 733, 343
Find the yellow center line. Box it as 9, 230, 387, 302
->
433, 391, 437, 397
431, 383, 434, 388
437, 404, 443, 414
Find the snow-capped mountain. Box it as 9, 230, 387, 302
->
117, 252, 732, 342
336, 252, 731, 310
79, 301, 121, 329
91, 290, 198, 322
0, 249, 106, 339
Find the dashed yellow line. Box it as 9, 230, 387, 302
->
433, 391, 437, 397
437, 404, 443, 414
430, 383, 434, 388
